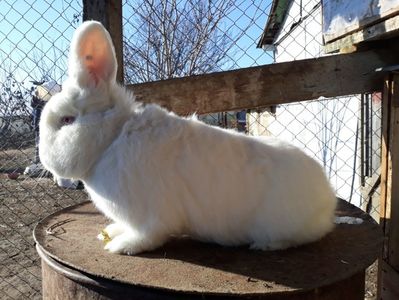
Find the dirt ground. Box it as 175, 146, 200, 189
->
365, 261, 378, 300
0, 147, 379, 299
0, 147, 86, 299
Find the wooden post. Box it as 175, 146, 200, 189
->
83, 0, 124, 84
379, 73, 399, 299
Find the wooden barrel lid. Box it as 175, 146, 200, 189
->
34, 199, 382, 297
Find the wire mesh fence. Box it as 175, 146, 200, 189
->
0, 0, 381, 299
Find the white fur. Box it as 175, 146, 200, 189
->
39, 21, 337, 255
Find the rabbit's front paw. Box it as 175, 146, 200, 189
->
103, 231, 166, 255
103, 232, 147, 255
97, 223, 125, 242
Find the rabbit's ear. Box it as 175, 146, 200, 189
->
68, 21, 117, 87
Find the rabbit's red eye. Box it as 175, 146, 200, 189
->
61, 116, 76, 125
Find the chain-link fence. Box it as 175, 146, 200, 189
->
0, 1, 381, 299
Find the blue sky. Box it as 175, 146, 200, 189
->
0, 0, 273, 88
0, 0, 82, 84
223, 0, 274, 68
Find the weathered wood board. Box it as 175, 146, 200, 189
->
128, 40, 399, 115
324, 14, 399, 53
378, 74, 399, 299
323, 0, 399, 43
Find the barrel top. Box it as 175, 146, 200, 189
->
34, 199, 382, 296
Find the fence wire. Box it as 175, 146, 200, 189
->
0, 0, 381, 299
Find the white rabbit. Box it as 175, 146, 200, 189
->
39, 21, 337, 255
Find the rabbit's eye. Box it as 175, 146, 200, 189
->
60, 116, 76, 126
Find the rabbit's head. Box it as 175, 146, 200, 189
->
39, 21, 129, 179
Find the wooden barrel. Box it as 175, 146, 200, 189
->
34, 199, 382, 299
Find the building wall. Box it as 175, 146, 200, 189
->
249, 0, 363, 205
274, 0, 323, 61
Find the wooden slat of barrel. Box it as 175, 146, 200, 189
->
34, 199, 382, 299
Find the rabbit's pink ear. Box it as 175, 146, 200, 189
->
69, 21, 117, 87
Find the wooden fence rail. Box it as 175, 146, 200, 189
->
129, 40, 399, 115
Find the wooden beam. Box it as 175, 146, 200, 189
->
323, 9, 399, 45
380, 260, 399, 299
128, 40, 399, 115
380, 76, 392, 250
83, 0, 124, 84
378, 73, 399, 299
324, 14, 399, 54
387, 75, 399, 269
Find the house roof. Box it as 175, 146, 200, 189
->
257, 0, 293, 48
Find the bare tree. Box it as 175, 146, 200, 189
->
0, 42, 68, 151
124, 0, 235, 83
24, 45, 68, 85
0, 59, 34, 150
0, 54, 32, 131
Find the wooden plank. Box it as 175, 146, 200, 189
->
380, 76, 393, 258
378, 73, 399, 299
378, 76, 391, 300
323, 0, 399, 43
128, 41, 399, 115
83, 0, 124, 83
379, 260, 399, 299
324, 14, 399, 53
381, 78, 393, 221
388, 74, 399, 269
